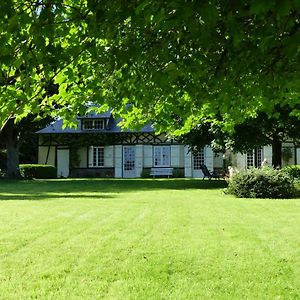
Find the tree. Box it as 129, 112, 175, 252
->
1, 1, 300, 162
81, 0, 300, 137
0, 115, 51, 177
179, 104, 300, 167
0, 0, 93, 130
228, 105, 300, 167
0, 0, 94, 177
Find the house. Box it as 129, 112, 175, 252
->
37, 111, 300, 178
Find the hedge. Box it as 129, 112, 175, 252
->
19, 164, 57, 179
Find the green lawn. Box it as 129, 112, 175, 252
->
0, 179, 299, 299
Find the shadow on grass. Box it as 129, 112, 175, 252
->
0, 178, 228, 201
0, 193, 116, 201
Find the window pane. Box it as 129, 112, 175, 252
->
124, 147, 135, 170
247, 147, 263, 168
92, 146, 104, 167
193, 148, 204, 170
247, 150, 254, 167
154, 147, 161, 166
154, 146, 170, 167
162, 147, 170, 166
84, 119, 105, 130
257, 148, 262, 166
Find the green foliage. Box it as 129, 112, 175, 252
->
19, 164, 57, 179
1, 0, 300, 139
0, 0, 91, 129
227, 167, 295, 199
140, 168, 151, 178
172, 168, 185, 178
180, 104, 300, 168
283, 165, 300, 182
85, 0, 300, 137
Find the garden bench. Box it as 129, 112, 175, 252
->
150, 167, 173, 178
200, 164, 220, 180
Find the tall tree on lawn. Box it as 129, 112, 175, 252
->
0, 1, 299, 173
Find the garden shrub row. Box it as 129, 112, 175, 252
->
226, 167, 295, 199
19, 164, 57, 179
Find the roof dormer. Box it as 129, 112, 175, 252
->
81, 118, 108, 131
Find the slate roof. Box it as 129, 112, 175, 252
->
77, 110, 112, 119
36, 116, 155, 134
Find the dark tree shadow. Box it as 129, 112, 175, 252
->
0, 193, 116, 201
0, 178, 228, 201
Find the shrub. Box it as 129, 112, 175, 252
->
226, 167, 295, 199
282, 165, 300, 182
19, 164, 57, 179
140, 168, 151, 178
172, 168, 184, 178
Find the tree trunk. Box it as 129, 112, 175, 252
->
272, 140, 282, 168
4, 119, 20, 178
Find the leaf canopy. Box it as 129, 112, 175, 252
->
0, 0, 299, 136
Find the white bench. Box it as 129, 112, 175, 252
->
150, 167, 173, 178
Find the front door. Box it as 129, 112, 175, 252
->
57, 149, 70, 178
123, 146, 136, 178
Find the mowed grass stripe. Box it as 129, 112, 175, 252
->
0, 179, 299, 299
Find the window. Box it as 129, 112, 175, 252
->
83, 119, 105, 130
193, 148, 205, 170
246, 151, 254, 167
154, 146, 170, 167
123, 146, 135, 171
247, 147, 263, 168
92, 146, 104, 167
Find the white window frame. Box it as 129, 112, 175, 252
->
91, 146, 105, 167
247, 147, 263, 168
193, 148, 205, 170
153, 146, 171, 167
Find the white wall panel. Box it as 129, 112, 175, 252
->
114, 145, 122, 178
263, 146, 272, 166
184, 146, 192, 177
135, 145, 143, 177
171, 145, 180, 167
38, 146, 55, 166
143, 145, 153, 167
236, 153, 246, 171
104, 146, 114, 167
205, 146, 214, 171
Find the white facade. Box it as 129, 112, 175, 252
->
38, 142, 300, 178
39, 142, 221, 178
233, 144, 300, 170
37, 112, 300, 178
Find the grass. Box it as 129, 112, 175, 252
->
0, 179, 299, 299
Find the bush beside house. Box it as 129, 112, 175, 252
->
283, 165, 300, 181
226, 167, 295, 199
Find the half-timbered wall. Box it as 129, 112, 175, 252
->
39, 134, 300, 178
38, 146, 56, 166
